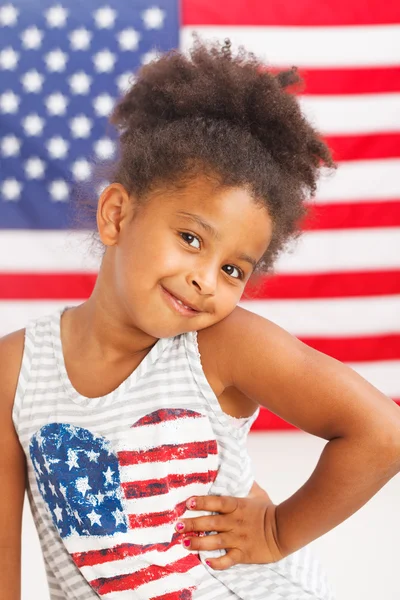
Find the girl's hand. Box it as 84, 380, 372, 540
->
175, 495, 286, 570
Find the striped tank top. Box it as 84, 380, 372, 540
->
13, 308, 335, 600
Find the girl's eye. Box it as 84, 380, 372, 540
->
179, 232, 201, 250
222, 265, 243, 280
179, 232, 244, 280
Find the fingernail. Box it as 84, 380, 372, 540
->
175, 521, 185, 532
206, 560, 212, 567
187, 498, 196, 509
182, 538, 191, 548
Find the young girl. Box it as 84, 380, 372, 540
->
2, 39, 400, 600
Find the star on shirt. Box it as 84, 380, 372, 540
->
75, 476, 92, 497
54, 505, 63, 522
66, 449, 79, 470
87, 509, 102, 526
112, 508, 126, 526
103, 466, 115, 485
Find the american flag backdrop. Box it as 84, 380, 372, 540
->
0, 0, 399, 430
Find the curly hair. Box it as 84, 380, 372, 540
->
84, 37, 336, 275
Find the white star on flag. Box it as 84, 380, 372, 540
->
93, 49, 116, 73
142, 7, 166, 29
49, 180, 69, 202
45, 48, 68, 72
1, 135, 21, 157
87, 509, 102, 526
0, 90, 20, 113
22, 114, 44, 136
69, 27, 92, 51
68, 71, 92, 94
21, 70, 44, 93
76, 476, 92, 497
20, 25, 43, 49
71, 159, 92, 182
25, 157, 46, 179
0, 4, 19, 26
45, 92, 68, 116
46, 137, 69, 160
117, 28, 141, 51
93, 93, 115, 117
69, 115, 92, 138
0, 46, 19, 69
93, 6, 116, 29
45, 5, 68, 28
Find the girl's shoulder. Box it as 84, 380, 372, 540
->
196, 307, 264, 418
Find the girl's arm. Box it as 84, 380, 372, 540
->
0, 331, 27, 600
214, 306, 400, 557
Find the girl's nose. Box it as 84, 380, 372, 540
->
188, 269, 218, 296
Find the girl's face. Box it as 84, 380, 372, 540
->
97, 174, 272, 340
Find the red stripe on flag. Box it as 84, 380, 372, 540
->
123, 471, 218, 499
302, 200, 400, 230
252, 400, 400, 432
300, 334, 400, 363
73, 536, 183, 568
132, 408, 203, 427
0, 273, 97, 299
267, 67, 400, 96
325, 134, 400, 162
151, 590, 195, 600
244, 270, 400, 300
91, 554, 199, 595
118, 441, 218, 467
182, 0, 400, 25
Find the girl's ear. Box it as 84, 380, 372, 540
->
96, 183, 133, 246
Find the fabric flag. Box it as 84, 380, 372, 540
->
0, 0, 399, 429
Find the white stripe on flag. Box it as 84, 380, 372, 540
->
180, 25, 400, 67
299, 94, 400, 135
1, 227, 400, 275
242, 295, 400, 336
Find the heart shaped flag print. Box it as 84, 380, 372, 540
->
30, 408, 219, 599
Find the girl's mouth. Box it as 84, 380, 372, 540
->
160, 286, 201, 317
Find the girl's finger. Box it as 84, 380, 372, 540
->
182, 532, 230, 552
186, 495, 239, 514
176, 514, 231, 534
205, 548, 242, 571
